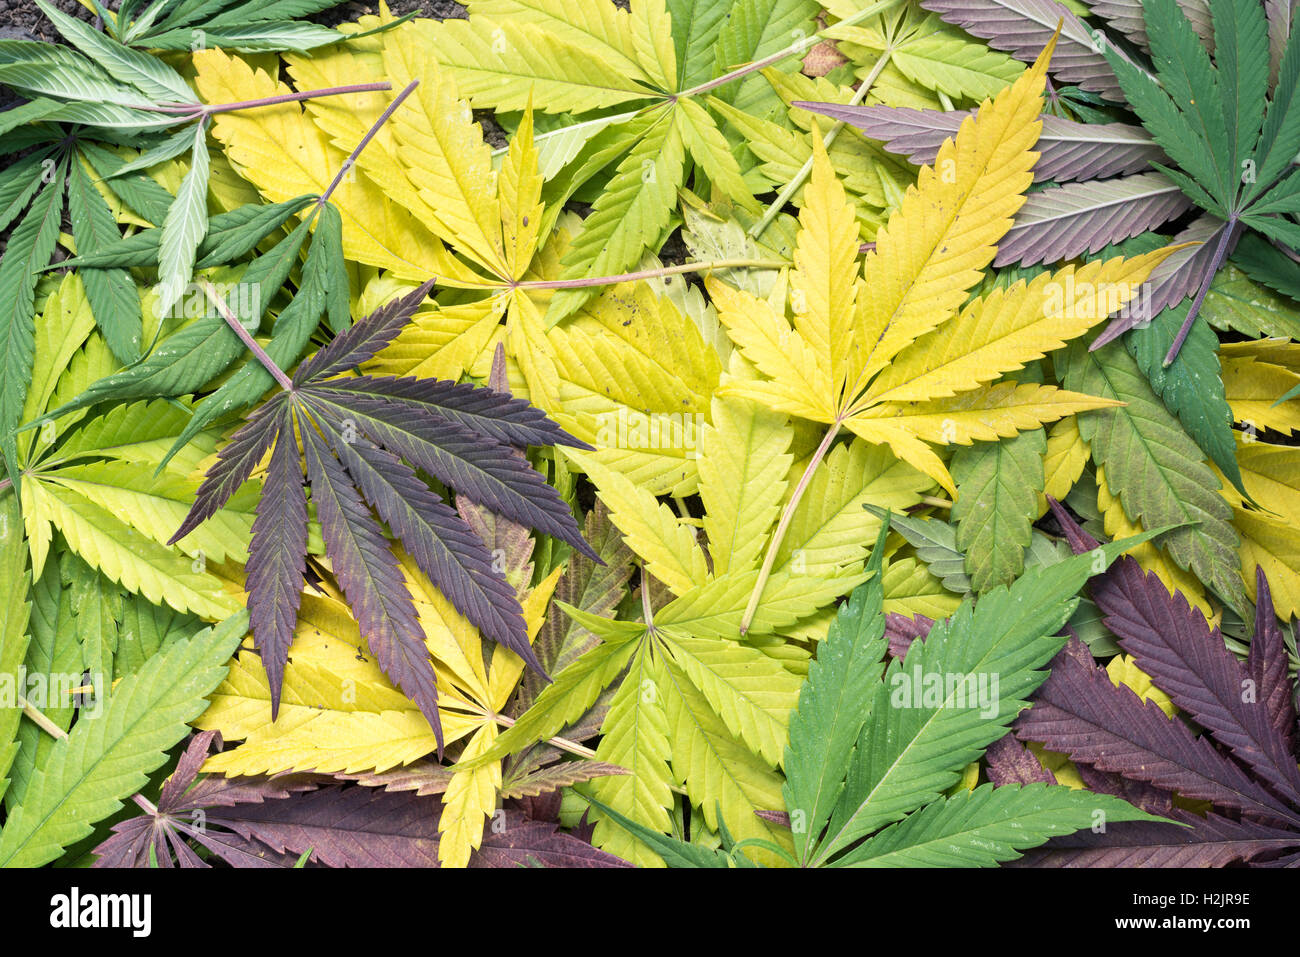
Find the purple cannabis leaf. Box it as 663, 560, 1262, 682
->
1090, 214, 1231, 347
884, 611, 936, 661
1010, 809, 1300, 867
1015, 635, 1300, 825
985, 734, 1058, 786
1248, 566, 1299, 755
97, 735, 626, 867
921, 0, 1133, 101
1064, 515, 1300, 803
1088, 0, 1216, 53
170, 283, 595, 753
993, 172, 1192, 266
800, 105, 1163, 183
93, 732, 315, 868
1007, 502, 1300, 865
208, 786, 629, 868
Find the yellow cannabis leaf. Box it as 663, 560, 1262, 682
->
707, 37, 1181, 632
1215, 437, 1300, 620
193, 47, 473, 285
554, 386, 930, 865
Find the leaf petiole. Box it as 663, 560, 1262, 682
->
739, 419, 844, 635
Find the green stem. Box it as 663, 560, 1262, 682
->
739, 420, 843, 635
18, 695, 67, 740
749, 47, 892, 240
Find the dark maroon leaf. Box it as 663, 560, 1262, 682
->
1088, 551, 1300, 805
157, 731, 222, 810
469, 811, 630, 868
306, 392, 595, 558
1015, 637, 1300, 824
207, 786, 628, 867
93, 815, 169, 868
209, 785, 442, 867
332, 761, 455, 797
993, 172, 1191, 267
299, 421, 445, 750
316, 376, 589, 450
884, 612, 935, 660
1009, 809, 1300, 866
174, 287, 595, 757
188, 828, 306, 868
985, 734, 1058, 786
93, 734, 315, 868
1073, 761, 1174, 817
1249, 567, 1298, 755
309, 402, 540, 675
245, 432, 308, 718
169, 397, 283, 545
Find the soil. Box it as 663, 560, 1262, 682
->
313, 1, 467, 25
0, 0, 91, 41
0, 1, 468, 39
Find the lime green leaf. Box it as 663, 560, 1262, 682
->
0, 612, 246, 868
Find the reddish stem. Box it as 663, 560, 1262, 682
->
144, 82, 393, 118
201, 281, 294, 392
1163, 217, 1239, 367
318, 79, 420, 207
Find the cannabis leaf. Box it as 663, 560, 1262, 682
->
13, 275, 248, 621
710, 37, 1176, 631
171, 283, 594, 753
455, 387, 928, 865
595, 518, 1168, 866
1013, 502, 1300, 866
950, 427, 1046, 593
817, 0, 1300, 364
1060, 337, 1248, 613
93, 731, 316, 868
96, 731, 626, 868
0, 0, 401, 442
0, 612, 247, 868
